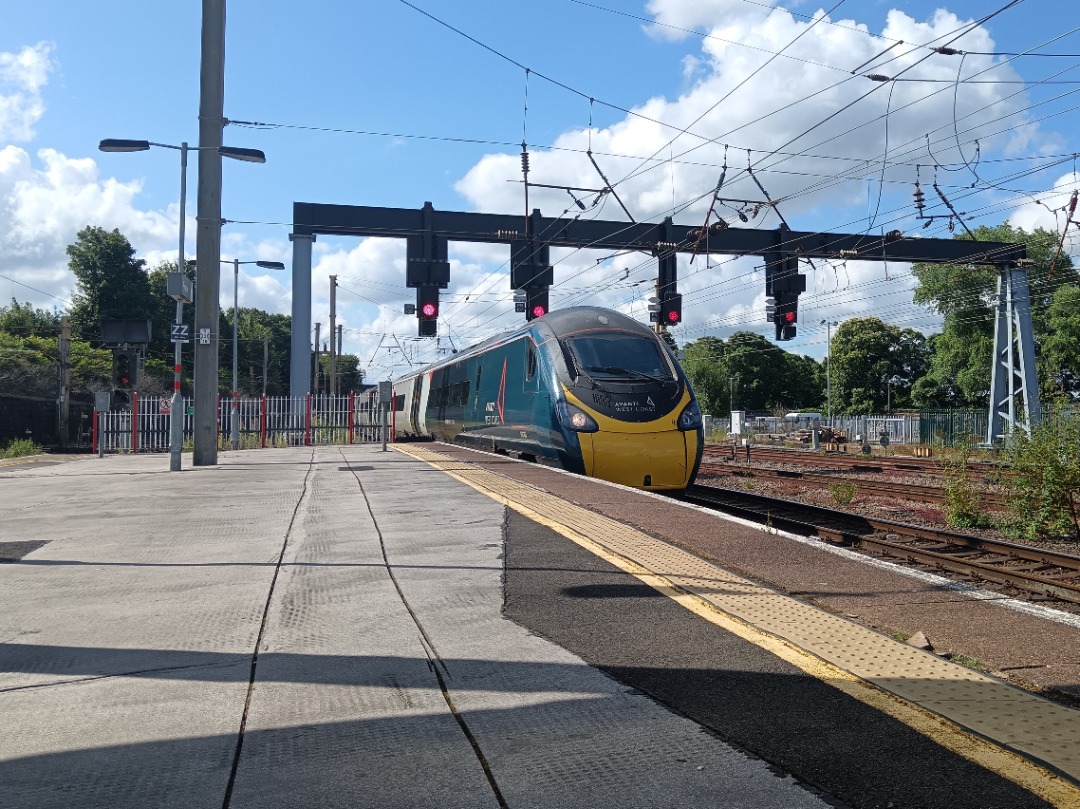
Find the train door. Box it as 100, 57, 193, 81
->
409, 376, 424, 435
524, 340, 540, 395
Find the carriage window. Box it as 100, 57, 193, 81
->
526, 342, 538, 381
459, 380, 470, 405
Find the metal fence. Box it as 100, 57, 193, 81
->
93, 392, 386, 454
706, 412, 970, 448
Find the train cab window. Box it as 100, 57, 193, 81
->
525, 342, 538, 381
563, 332, 674, 381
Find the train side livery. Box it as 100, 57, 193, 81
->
389, 307, 703, 491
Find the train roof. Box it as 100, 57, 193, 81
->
397, 307, 657, 380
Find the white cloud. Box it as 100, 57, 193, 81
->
0, 43, 55, 142
0, 145, 180, 305
453, 4, 1042, 356
1009, 171, 1080, 255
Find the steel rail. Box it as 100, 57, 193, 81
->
681, 484, 1080, 605
699, 463, 1008, 509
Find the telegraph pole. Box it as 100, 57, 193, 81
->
57, 316, 71, 449
328, 275, 337, 396
312, 322, 321, 395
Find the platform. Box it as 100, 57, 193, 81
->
2, 444, 1079, 809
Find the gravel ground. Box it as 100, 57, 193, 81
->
695, 454, 1080, 557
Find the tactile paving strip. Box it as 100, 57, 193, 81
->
398, 445, 1080, 799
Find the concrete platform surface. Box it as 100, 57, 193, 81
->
0, 447, 828, 809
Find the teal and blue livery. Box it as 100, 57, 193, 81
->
389, 307, 704, 491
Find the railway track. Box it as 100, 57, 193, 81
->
698, 462, 1009, 509
680, 484, 1080, 606
703, 444, 1004, 478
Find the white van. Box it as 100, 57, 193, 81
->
784, 412, 822, 422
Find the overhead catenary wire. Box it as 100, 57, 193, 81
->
225, 0, 1071, 358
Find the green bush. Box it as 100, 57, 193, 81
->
0, 438, 43, 459
1003, 414, 1080, 543
828, 480, 856, 506
942, 450, 986, 529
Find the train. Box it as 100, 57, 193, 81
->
385, 306, 704, 491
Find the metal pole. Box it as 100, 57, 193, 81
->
826, 322, 832, 424
58, 316, 70, 449
313, 323, 321, 394
381, 402, 388, 452
98, 411, 104, 458
169, 143, 187, 472
231, 258, 240, 450
192, 0, 225, 466
328, 275, 337, 397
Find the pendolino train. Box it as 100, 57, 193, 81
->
388, 306, 704, 491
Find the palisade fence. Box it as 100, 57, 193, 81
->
93, 392, 385, 454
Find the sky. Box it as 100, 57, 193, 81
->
3, 0, 1080, 382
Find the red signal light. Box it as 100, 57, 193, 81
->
421, 302, 437, 318
666, 309, 679, 323
531, 304, 546, 318
784, 311, 796, 323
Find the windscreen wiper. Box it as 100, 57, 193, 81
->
581, 365, 674, 385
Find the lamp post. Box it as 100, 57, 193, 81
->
821, 320, 838, 423
225, 259, 285, 450
99, 139, 267, 468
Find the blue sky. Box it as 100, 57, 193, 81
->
3, 0, 1079, 380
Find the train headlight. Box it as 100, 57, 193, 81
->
557, 402, 599, 432
677, 400, 702, 431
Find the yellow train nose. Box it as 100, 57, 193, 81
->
580, 430, 694, 489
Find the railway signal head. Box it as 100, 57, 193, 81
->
416, 285, 439, 337
526, 287, 549, 321
774, 296, 798, 341
660, 293, 682, 326
113, 350, 135, 388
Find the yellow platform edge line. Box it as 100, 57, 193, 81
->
394, 445, 1080, 808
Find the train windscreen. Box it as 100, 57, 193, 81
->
563, 332, 674, 381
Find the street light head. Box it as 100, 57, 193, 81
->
99, 139, 150, 153
219, 146, 266, 163
255, 261, 286, 271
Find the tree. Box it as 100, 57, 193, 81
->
67, 226, 153, 342
217, 308, 296, 396
723, 332, 799, 412
831, 317, 928, 414
681, 336, 728, 415
682, 333, 823, 415
0, 332, 110, 397
0, 299, 62, 337
1040, 283, 1080, 400
912, 223, 1078, 408
780, 352, 825, 411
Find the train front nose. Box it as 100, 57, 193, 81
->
580, 430, 694, 490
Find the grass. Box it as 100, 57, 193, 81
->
828, 480, 856, 506
890, 631, 911, 642
0, 438, 42, 459
945, 653, 986, 671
